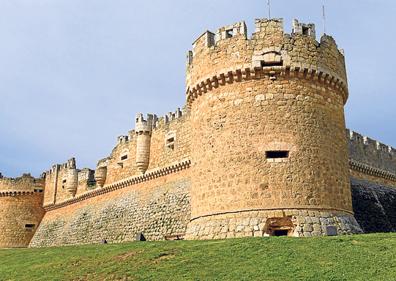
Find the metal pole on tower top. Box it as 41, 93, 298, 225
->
267, 0, 271, 19
322, 4, 327, 34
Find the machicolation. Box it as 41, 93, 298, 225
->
1, 18, 395, 248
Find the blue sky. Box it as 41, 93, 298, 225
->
0, 0, 395, 177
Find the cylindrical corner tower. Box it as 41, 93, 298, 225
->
135, 113, 155, 174
0, 175, 45, 248
185, 19, 362, 239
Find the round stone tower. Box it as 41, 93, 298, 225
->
0, 174, 45, 248
185, 19, 362, 239
135, 113, 156, 174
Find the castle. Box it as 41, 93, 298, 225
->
1, 18, 396, 248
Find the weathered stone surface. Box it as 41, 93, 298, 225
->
0, 175, 45, 248
30, 178, 190, 247
351, 178, 396, 233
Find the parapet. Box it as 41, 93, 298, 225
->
0, 173, 44, 194
187, 18, 347, 103
292, 19, 316, 38
43, 157, 77, 177
347, 129, 396, 174
135, 113, 157, 134
215, 21, 247, 42
117, 135, 130, 145
164, 108, 183, 124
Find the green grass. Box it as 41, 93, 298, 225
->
0, 234, 396, 281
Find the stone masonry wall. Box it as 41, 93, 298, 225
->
347, 130, 396, 187
351, 178, 396, 233
30, 170, 190, 247
347, 130, 396, 174
186, 18, 355, 237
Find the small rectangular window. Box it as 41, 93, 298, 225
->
266, 151, 289, 159
25, 224, 35, 231
165, 132, 176, 150
121, 155, 128, 161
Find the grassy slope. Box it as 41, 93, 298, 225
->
0, 234, 395, 281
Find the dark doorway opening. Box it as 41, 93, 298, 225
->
273, 230, 289, 236
265, 217, 295, 237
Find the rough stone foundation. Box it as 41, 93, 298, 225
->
185, 210, 362, 240
30, 177, 190, 247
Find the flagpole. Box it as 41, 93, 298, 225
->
322, 4, 327, 34
268, 0, 271, 19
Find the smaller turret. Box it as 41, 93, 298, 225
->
95, 158, 109, 188
65, 158, 78, 197
135, 114, 157, 174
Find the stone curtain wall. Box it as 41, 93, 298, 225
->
30, 172, 190, 247
351, 178, 396, 233
347, 130, 396, 187
347, 130, 396, 174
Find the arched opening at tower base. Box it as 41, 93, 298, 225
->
264, 217, 295, 237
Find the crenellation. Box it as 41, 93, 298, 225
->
0, 174, 44, 193
164, 108, 183, 124
117, 135, 129, 144
135, 113, 157, 133
254, 18, 284, 34
215, 21, 247, 42
187, 18, 348, 105
0, 173, 45, 248
348, 129, 396, 176
292, 19, 316, 38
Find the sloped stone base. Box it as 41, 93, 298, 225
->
185, 209, 362, 240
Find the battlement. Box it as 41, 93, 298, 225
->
135, 113, 157, 133
292, 19, 316, 38
189, 18, 341, 57
347, 129, 396, 174
43, 158, 77, 177
215, 21, 247, 42
186, 18, 348, 106
117, 135, 130, 145
0, 173, 44, 194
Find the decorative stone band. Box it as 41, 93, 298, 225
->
349, 159, 396, 182
0, 190, 42, 197
44, 159, 192, 211
186, 65, 348, 105
190, 206, 355, 222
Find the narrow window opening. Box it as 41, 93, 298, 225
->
261, 60, 283, 67
266, 151, 289, 159
302, 26, 310, 35
225, 29, 234, 38
166, 137, 175, 149
165, 132, 176, 150
121, 155, 128, 161
25, 224, 35, 231
62, 179, 67, 189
